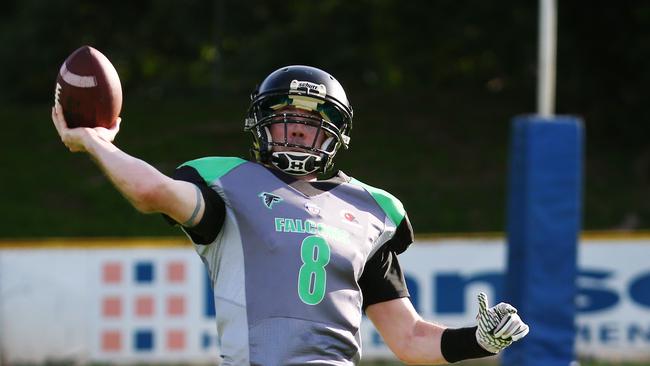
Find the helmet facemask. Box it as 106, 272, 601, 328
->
246, 93, 351, 176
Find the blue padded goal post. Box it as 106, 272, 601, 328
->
502, 115, 584, 366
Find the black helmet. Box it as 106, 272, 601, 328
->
245, 65, 353, 175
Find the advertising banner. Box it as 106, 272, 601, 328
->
1, 237, 649, 363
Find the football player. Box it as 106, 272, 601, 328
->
52, 65, 528, 365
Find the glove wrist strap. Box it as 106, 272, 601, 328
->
440, 326, 495, 363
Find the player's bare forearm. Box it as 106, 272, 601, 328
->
389, 319, 448, 365
83, 135, 203, 225
84, 135, 166, 212
368, 294, 529, 364
366, 298, 448, 365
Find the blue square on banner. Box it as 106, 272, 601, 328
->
135, 262, 154, 283
202, 333, 211, 349
134, 329, 154, 351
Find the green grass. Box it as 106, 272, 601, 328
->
359, 360, 650, 366
2, 90, 650, 238
1, 94, 510, 237
8, 360, 650, 366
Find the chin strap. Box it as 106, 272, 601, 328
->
271, 151, 323, 175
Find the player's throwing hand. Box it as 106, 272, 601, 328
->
51, 102, 121, 153
475, 292, 529, 353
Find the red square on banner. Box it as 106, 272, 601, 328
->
166, 329, 186, 350
102, 296, 122, 317
135, 295, 154, 317
102, 262, 122, 284
167, 261, 186, 283
101, 330, 121, 351
167, 295, 185, 316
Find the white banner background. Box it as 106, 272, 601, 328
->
1, 237, 649, 363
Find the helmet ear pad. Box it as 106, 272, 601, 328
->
320, 136, 335, 153
263, 126, 274, 153
319, 136, 339, 172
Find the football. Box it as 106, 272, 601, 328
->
54, 46, 122, 129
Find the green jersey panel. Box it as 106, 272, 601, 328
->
348, 177, 406, 227
180, 156, 247, 184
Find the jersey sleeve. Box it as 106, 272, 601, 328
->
358, 240, 410, 310
162, 165, 226, 244
358, 214, 414, 309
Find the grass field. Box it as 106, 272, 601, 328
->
7, 361, 650, 366
359, 360, 650, 366
3, 91, 649, 239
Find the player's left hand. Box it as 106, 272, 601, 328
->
475, 292, 529, 354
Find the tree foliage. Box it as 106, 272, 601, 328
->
2, 0, 650, 233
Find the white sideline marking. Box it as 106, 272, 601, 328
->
59, 63, 97, 88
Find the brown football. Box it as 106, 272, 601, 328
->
54, 46, 122, 128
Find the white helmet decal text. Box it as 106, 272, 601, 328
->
290, 80, 327, 97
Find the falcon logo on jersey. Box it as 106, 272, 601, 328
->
259, 192, 283, 209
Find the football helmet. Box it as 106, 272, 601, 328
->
245, 65, 353, 175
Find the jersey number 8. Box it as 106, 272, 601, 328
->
298, 235, 331, 305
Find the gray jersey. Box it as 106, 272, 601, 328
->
180, 157, 407, 366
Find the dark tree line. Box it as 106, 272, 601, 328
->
2, 0, 650, 231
